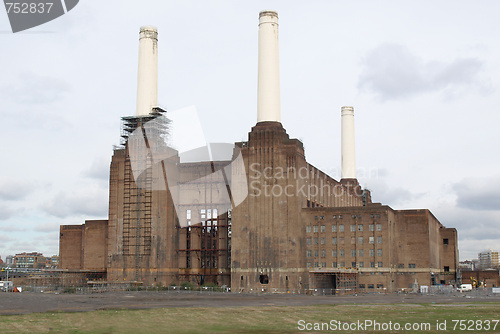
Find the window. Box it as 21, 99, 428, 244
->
314, 237, 319, 245
350, 224, 356, 232
314, 250, 319, 257
370, 262, 375, 268
320, 225, 326, 232
358, 249, 364, 257
444, 266, 450, 272
378, 262, 383, 267
332, 237, 337, 245
333, 215, 337, 219
332, 225, 337, 232
398, 264, 404, 268
359, 262, 364, 268
201, 209, 206, 219
352, 261, 356, 267
322, 262, 326, 268
351, 249, 356, 257
368, 284, 374, 289
306, 237, 312, 245
340, 262, 345, 267
377, 284, 384, 289
376, 214, 381, 219
306, 250, 312, 257
377, 236, 382, 244
320, 237, 326, 245
339, 237, 345, 244
358, 224, 363, 231
339, 249, 345, 257
321, 250, 326, 258
351, 215, 356, 219
313, 226, 319, 233
339, 224, 344, 232
359, 284, 365, 289
377, 249, 383, 257
370, 214, 375, 218
332, 262, 337, 268
307, 262, 312, 268
314, 262, 319, 267
409, 264, 416, 268
376, 224, 382, 231
443, 238, 449, 245
259, 275, 269, 284
351, 237, 355, 244
369, 249, 375, 257
306, 226, 311, 233
186, 209, 191, 219
332, 250, 337, 257
339, 215, 343, 219
369, 224, 374, 231
358, 237, 364, 245
369, 237, 374, 244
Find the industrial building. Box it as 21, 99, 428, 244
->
59, 11, 458, 293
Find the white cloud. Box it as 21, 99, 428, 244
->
42, 186, 108, 218
453, 176, 500, 211
358, 43, 488, 101
0, 179, 36, 201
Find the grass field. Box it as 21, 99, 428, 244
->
1, 303, 500, 333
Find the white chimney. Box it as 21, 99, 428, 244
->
257, 10, 281, 123
136, 26, 158, 116
341, 106, 356, 179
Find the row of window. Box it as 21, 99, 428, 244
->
307, 249, 383, 258
307, 262, 384, 268
307, 236, 383, 245
359, 284, 384, 289
314, 214, 382, 220
186, 208, 221, 220
307, 224, 382, 233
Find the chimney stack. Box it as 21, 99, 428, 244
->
257, 11, 281, 123
136, 26, 158, 116
341, 106, 356, 179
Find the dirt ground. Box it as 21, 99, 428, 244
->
1, 291, 499, 315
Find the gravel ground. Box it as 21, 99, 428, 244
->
1, 291, 499, 315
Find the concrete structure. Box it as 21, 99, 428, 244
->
257, 10, 280, 123
478, 250, 499, 269
59, 11, 459, 293
341, 106, 356, 180
136, 26, 158, 116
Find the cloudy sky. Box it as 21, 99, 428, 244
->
1, 1, 499, 261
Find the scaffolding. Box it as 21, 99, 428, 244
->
177, 210, 231, 286
119, 107, 169, 281
309, 268, 358, 295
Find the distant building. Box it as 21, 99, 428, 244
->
0, 257, 4, 267
14, 252, 46, 269
478, 250, 499, 270
459, 260, 476, 271
45, 255, 59, 268
5, 255, 14, 267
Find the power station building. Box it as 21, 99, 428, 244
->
59, 11, 459, 293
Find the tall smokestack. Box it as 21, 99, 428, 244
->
341, 106, 356, 179
136, 26, 158, 116
257, 10, 281, 123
